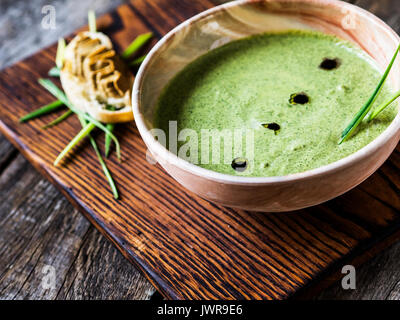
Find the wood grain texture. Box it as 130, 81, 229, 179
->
315, 0, 400, 300
0, 136, 16, 172
0, 0, 400, 300
0, 0, 127, 69
0, 154, 155, 300
0, 0, 155, 300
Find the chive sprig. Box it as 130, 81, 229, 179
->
48, 66, 61, 77
129, 54, 147, 67
42, 109, 73, 129
78, 115, 119, 200
121, 32, 153, 59
20, 10, 153, 199
88, 10, 97, 33
54, 122, 96, 166
55, 38, 66, 69
19, 100, 64, 122
38, 78, 122, 161
368, 89, 400, 121
339, 44, 400, 144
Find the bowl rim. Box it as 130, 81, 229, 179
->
133, 0, 400, 186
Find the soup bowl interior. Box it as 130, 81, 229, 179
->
133, 0, 400, 212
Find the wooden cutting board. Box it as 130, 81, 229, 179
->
1, 0, 400, 300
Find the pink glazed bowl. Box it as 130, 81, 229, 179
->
133, 0, 400, 212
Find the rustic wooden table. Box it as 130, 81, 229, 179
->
0, 0, 399, 300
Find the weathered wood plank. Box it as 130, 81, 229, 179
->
0, 0, 155, 300
317, 241, 400, 300
352, 0, 400, 31
1, 0, 400, 300
0, 136, 16, 173
0, 0, 128, 69
0, 154, 155, 300
56, 226, 155, 300
0, 154, 89, 299
387, 280, 400, 300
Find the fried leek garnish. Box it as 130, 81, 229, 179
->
61, 31, 134, 123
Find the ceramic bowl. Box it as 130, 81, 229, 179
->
133, 0, 400, 212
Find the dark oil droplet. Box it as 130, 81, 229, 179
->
262, 122, 280, 131
319, 58, 341, 70
231, 157, 248, 172
289, 92, 310, 105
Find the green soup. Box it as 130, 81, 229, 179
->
154, 30, 397, 177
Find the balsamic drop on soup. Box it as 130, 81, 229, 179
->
289, 92, 310, 105
319, 58, 341, 70
231, 158, 248, 172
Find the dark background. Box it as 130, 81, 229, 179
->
0, 0, 399, 300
